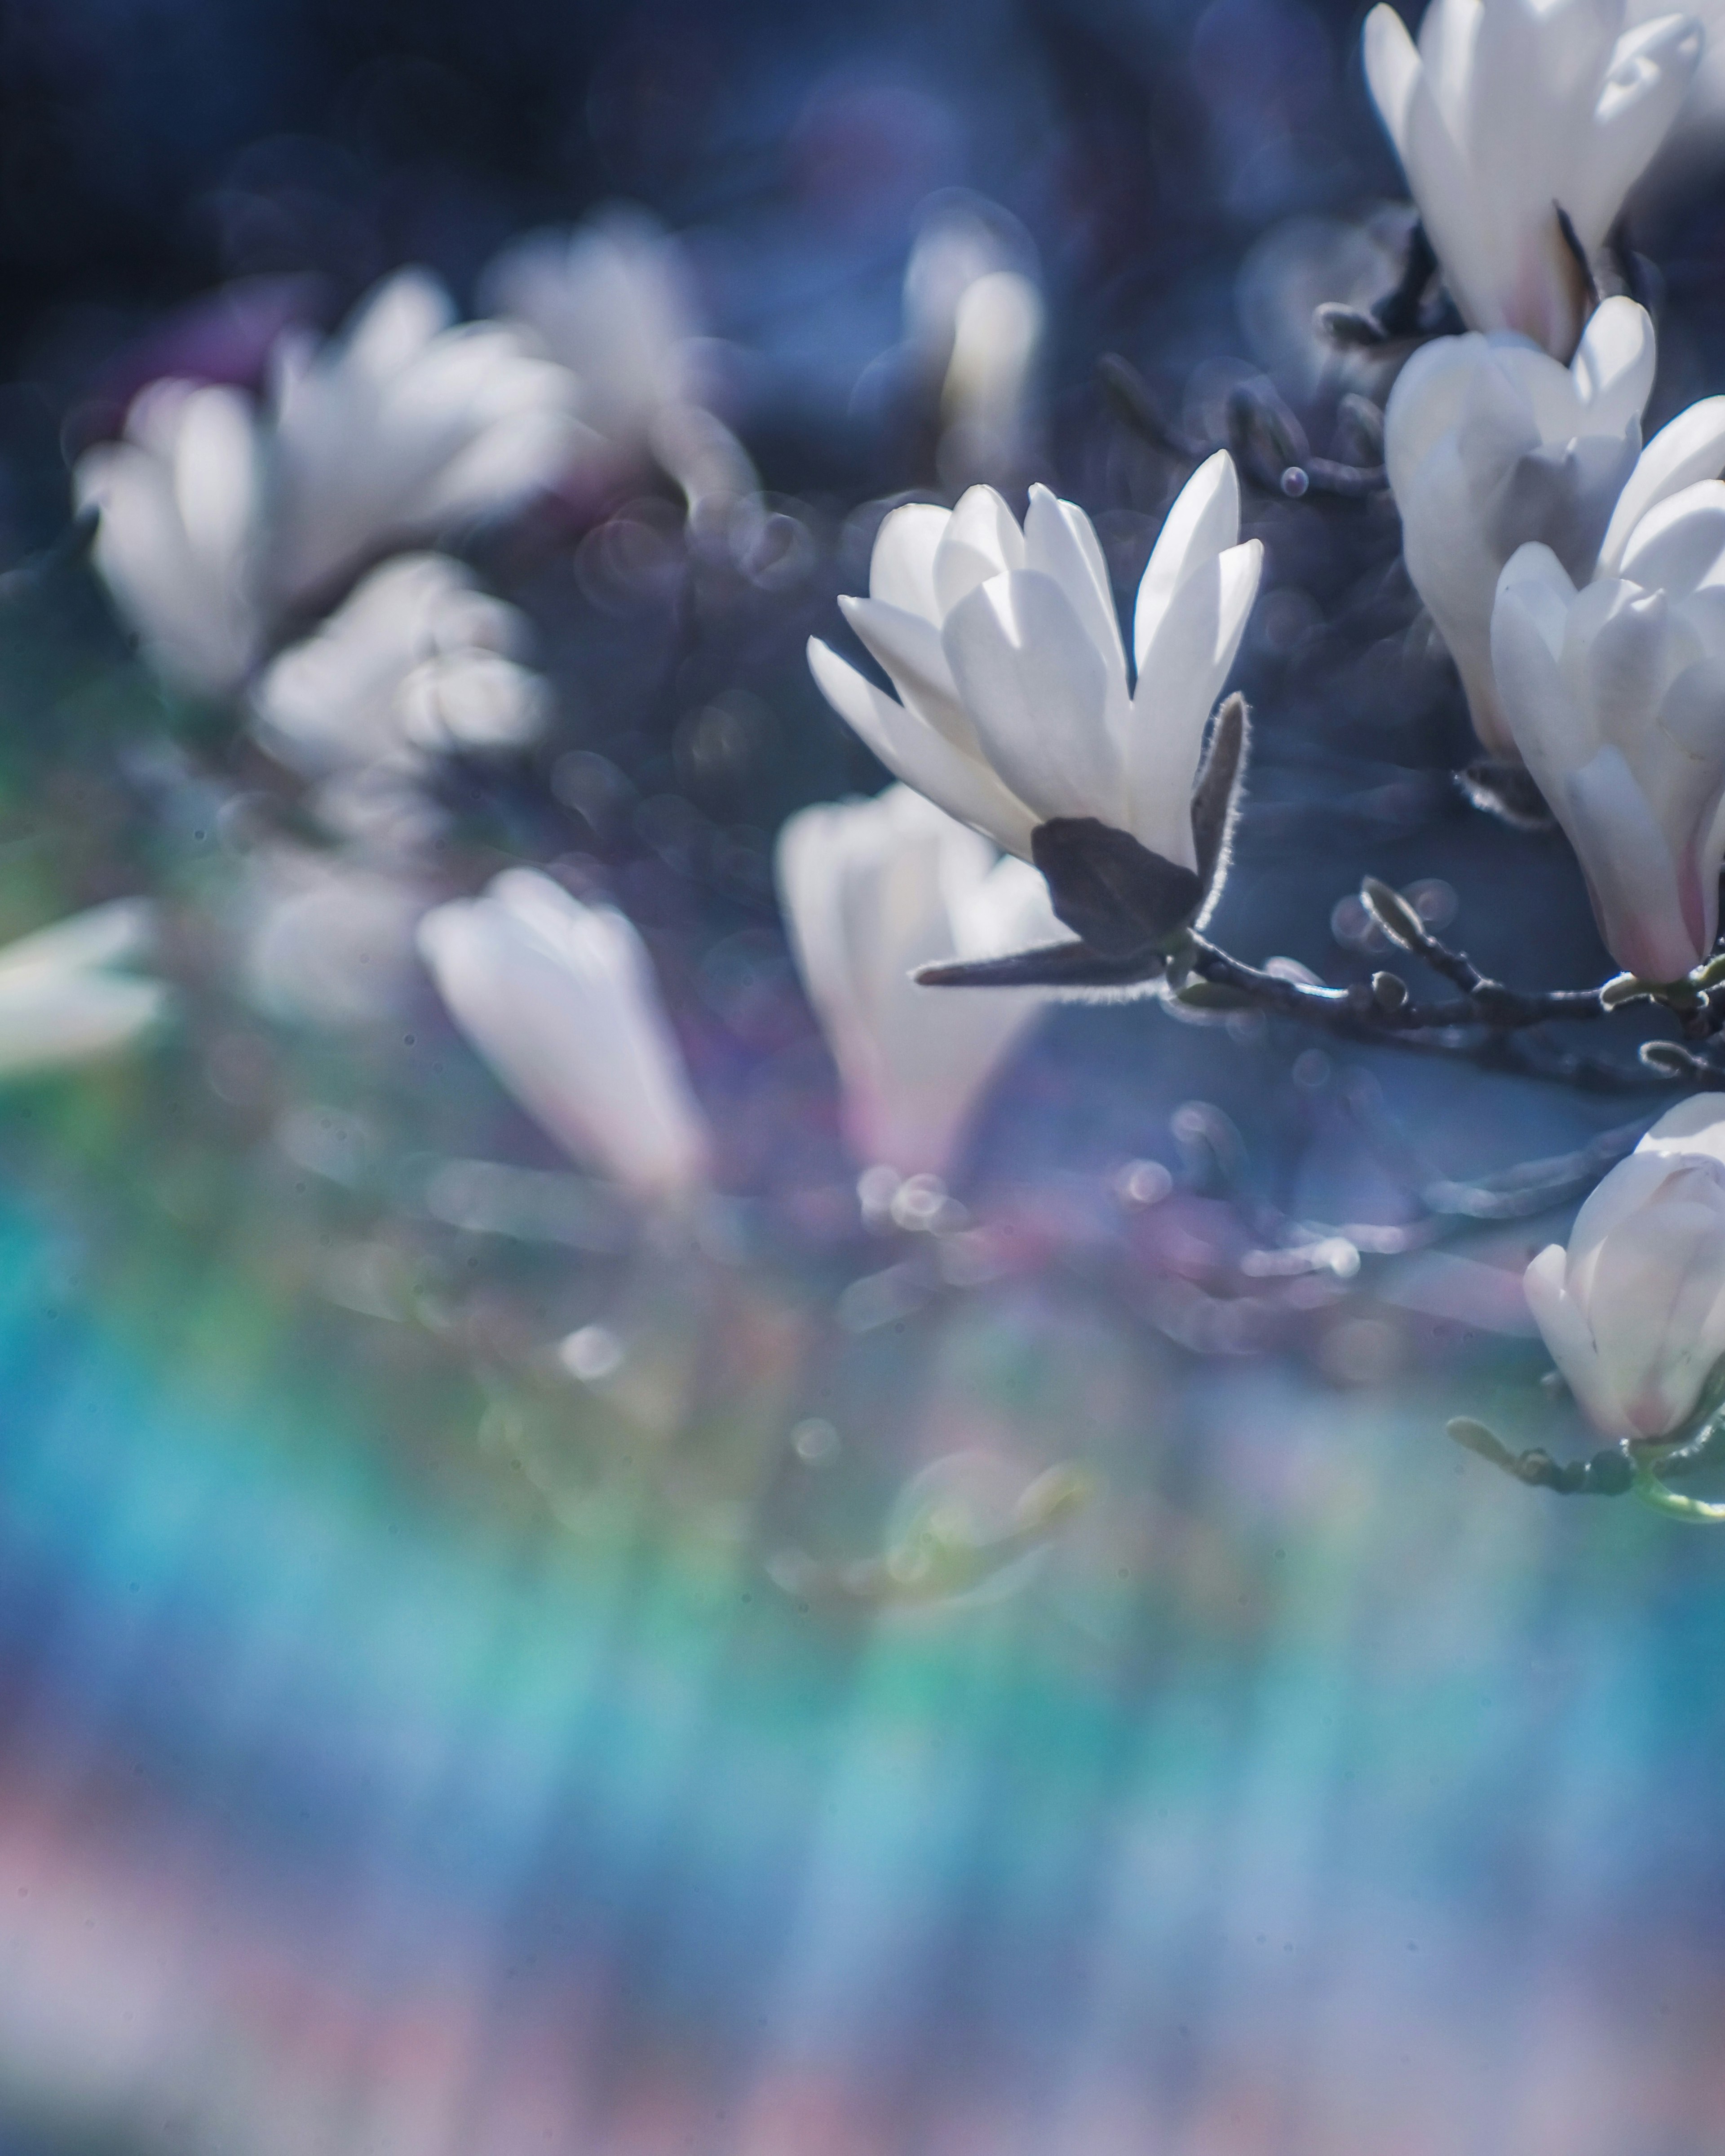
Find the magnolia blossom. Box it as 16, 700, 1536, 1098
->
900, 198, 1044, 489
483, 212, 752, 510
0, 901, 167, 1078
777, 786, 1060, 1177
265, 270, 585, 610
251, 553, 547, 777
417, 871, 711, 1200
807, 455, 1261, 903
1491, 500, 1725, 980
77, 273, 582, 696
1384, 298, 1667, 753
1363, 0, 1702, 356
1525, 1096, 1725, 1438
75, 382, 265, 698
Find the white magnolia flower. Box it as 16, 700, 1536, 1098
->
74, 382, 266, 698
417, 870, 711, 1200
483, 211, 753, 511
1384, 298, 1683, 753
265, 269, 586, 610
901, 198, 1044, 489
777, 785, 1061, 1178
1363, 0, 1702, 356
251, 553, 547, 777
1491, 502, 1725, 980
482, 210, 698, 449
1525, 1096, 1725, 1437
0, 901, 167, 1077
807, 455, 1261, 890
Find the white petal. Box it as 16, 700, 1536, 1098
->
1563, 746, 1704, 978
1523, 1242, 1625, 1436
869, 502, 951, 621
1023, 485, 1128, 691
1566, 12, 1703, 243
806, 639, 1039, 857
1128, 539, 1261, 866
1598, 396, 1725, 575
1569, 297, 1658, 434
942, 570, 1123, 828
839, 594, 979, 753
931, 486, 1026, 616
1132, 450, 1241, 677
1363, 1, 1423, 157
417, 874, 710, 1197
1617, 478, 1725, 596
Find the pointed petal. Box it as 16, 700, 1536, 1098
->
1023, 485, 1128, 690
1598, 396, 1725, 576
931, 485, 1026, 616
942, 570, 1122, 827
839, 594, 978, 752
1128, 539, 1261, 866
1362, 1, 1422, 158
1132, 450, 1241, 676
806, 638, 1038, 857
1570, 297, 1657, 436
1617, 480, 1725, 597
869, 501, 951, 621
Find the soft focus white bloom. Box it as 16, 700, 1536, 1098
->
1525, 1096, 1725, 1437
483, 210, 698, 447
417, 870, 711, 1199
1384, 298, 1667, 752
1491, 511, 1725, 979
251, 554, 547, 776
265, 269, 586, 609
74, 382, 265, 698
241, 849, 426, 1029
1364, 0, 1701, 355
777, 786, 1060, 1178
901, 198, 1044, 489
807, 454, 1261, 870
0, 901, 167, 1077
483, 211, 754, 510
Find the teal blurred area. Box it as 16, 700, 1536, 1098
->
0, 1166, 1720, 2156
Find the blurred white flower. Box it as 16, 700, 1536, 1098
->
1491, 508, 1725, 979
0, 901, 167, 1078
901, 197, 1044, 489
240, 848, 426, 1029
807, 454, 1261, 877
1525, 1096, 1725, 1437
74, 382, 265, 698
777, 785, 1060, 1178
251, 553, 547, 777
1385, 298, 1668, 753
265, 268, 586, 610
1364, 0, 1701, 356
483, 209, 697, 449
483, 209, 754, 511
417, 870, 711, 1200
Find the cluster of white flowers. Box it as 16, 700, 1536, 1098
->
53, 6, 1725, 1478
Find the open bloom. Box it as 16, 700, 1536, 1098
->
1363, 0, 1701, 357
0, 901, 168, 1078
75, 381, 265, 698
251, 554, 546, 777
1384, 298, 1662, 753
1491, 502, 1725, 980
777, 785, 1060, 1177
1526, 1096, 1725, 1438
417, 871, 711, 1200
807, 455, 1261, 963
265, 270, 585, 611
